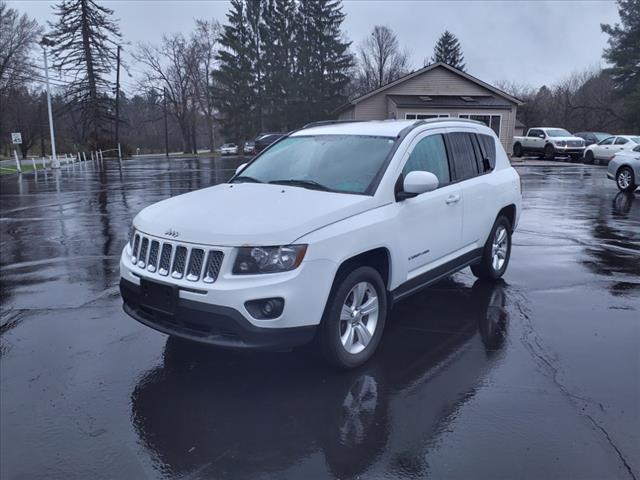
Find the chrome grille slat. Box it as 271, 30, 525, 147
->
186, 249, 204, 281
129, 234, 224, 284
138, 237, 149, 268
171, 246, 187, 279
131, 234, 141, 263
158, 243, 172, 276
147, 241, 160, 272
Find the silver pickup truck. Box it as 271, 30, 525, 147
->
512, 127, 585, 160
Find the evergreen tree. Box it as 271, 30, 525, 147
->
48, 0, 121, 148
430, 30, 465, 71
295, 0, 352, 125
601, 0, 640, 130
212, 0, 256, 145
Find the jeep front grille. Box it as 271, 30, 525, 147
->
129, 232, 224, 284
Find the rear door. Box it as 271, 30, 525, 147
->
594, 136, 615, 159
445, 129, 494, 251
613, 136, 629, 154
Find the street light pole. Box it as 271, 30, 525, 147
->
41, 37, 59, 169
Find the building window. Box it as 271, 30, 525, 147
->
458, 114, 501, 137
405, 113, 449, 120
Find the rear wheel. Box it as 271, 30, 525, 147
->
319, 266, 387, 369
513, 143, 523, 158
471, 216, 512, 281
585, 150, 595, 164
544, 144, 555, 160
616, 167, 637, 192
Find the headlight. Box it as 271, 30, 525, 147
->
555, 140, 567, 147
233, 245, 307, 274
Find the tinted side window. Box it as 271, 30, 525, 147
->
447, 132, 480, 181
402, 134, 450, 186
476, 134, 497, 171
600, 137, 614, 145
614, 137, 628, 145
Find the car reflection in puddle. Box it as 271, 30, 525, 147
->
130, 278, 508, 479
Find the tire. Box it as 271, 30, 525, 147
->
544, 144, 555, 160
513, 143, 523, 158
470, 216, 512, 281
319, 266, 387, 369
585, 150, 594, 164
616, 166, 637, 193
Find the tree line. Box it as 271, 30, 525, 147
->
1, 0, 638, 159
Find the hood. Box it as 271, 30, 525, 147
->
134, 183, 378, 246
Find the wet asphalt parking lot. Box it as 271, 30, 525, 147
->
1, 156, 639, 479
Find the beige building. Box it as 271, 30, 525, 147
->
336, 62, 522, 152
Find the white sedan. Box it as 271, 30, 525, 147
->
584, 135, 640, 164
220, 143, 239, 155
607, 144, 640, 192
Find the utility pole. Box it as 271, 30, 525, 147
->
41, 37, 59, 169
163, 87, 169, 157
115, 45, 121, 160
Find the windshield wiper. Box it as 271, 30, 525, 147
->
268, 179, 332, 192
230, 175, 262, 184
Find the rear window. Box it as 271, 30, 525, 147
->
446, 132, 479, 181
476, 134, 497, 171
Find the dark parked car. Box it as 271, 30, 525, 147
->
574, 131, 612, 147
254, 132, 286, 153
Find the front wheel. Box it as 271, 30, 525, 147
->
616, 167, 637, 193
471, 216, 512, 280
544, 144, 555, 160
319, 266, 387, 369
585, 150, 594, 164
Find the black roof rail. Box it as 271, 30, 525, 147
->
301, 119, 366, 129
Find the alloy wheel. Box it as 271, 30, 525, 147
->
617, 170, 632, 190
491, 225, 508, 272
339, 282, 379, 355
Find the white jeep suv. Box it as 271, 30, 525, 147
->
120, 119, 521, 368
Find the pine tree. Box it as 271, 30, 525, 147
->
430, 30, 466, 71
48, 0, 121, 148
295, 0, 352, 125
601, 0, 640, 130
212, 0, 257, 145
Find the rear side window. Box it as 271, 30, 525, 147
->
446, 132, 480, 181
402, 134, 450, 186
614, 137, 628, 145
476, 134, 497, 171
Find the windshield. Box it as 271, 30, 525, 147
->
546, 129, 572, 137
233, 135, 396, 194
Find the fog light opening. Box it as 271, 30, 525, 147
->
245, 298, 284, 320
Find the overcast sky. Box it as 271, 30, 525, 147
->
12, 0, 620, 90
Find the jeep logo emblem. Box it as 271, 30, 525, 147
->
165, 229, 180, 238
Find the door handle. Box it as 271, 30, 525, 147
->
446, 194, 460, 205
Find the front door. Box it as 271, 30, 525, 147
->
393, 130, 463, 280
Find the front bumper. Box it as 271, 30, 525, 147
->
554, 146, 585, 155
120, 278, 316, 349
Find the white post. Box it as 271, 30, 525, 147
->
118, 143, 122, 161
99, 149, 103, 161
77, 152, 81, 162
14, 150, 22, 173
32, 157, 37, 170
42, 156, 46, 169
82, 152, 87, 162
90, 151, 94, 162
42, 43, 60, 169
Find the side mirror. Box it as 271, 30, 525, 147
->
235, 163, 247, 175
397, 171, 439, 200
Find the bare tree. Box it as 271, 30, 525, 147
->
0, 1, 42, 154
356, 25, 409, 94
135, 34, 199, 153
191, 20, 221, 152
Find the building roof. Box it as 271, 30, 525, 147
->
335, 62, 523, 114
388, 94, 513, 109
